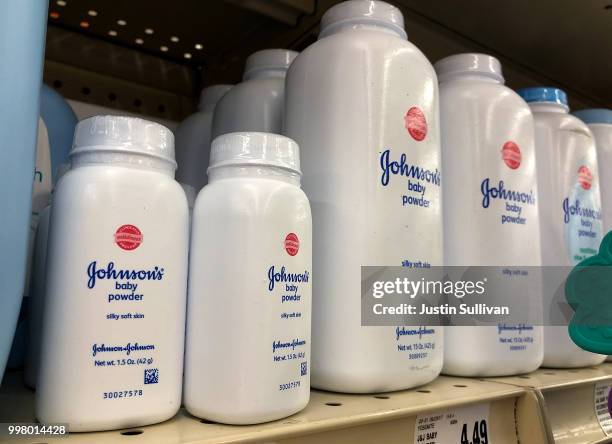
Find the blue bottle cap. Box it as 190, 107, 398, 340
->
572, 109, 612, 125
517, 87, 568, 108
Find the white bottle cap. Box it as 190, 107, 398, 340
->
71, 115, 176, 167
209, 132, 301, 175
434, 53, 504, 84
320, 0, 406, 40
198, 84, 233, 111
243, 49, 298, 80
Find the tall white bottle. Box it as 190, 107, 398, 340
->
211, 49, 297, 139
36, 116, 189, 431
517, 94, 606, 368
437, 54, 543, 376
175, 84, 232, 192
284, 0, 443, 393
184, 132, 312, 424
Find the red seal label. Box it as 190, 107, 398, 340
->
284, 233, 300, 256
114, 225, 143, 251
578, 165, 593, 190
502, 141, 521, 170
404, 107, 427, 141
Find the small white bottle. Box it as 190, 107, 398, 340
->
175, 84, 232, 192
284, 0, 443, 393
437, 54, 543, 376
572, 108, 612, 363
211, 49, 297, 139
516, 92, 606, 368
184, 132, 312, 424
36, 116, 189, 431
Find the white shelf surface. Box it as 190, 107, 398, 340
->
8, 365, 612, 443
0, 370, 540, 443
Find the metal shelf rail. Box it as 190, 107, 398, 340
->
0, 371, 546, 444
489, 363, 612, 444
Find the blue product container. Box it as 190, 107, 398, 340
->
7, 84, 77, 370
0, 0, 49, 378
40, 85, 78, 182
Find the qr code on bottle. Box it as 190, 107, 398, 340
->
144, 368, 159, 384
300, 361, 308, 376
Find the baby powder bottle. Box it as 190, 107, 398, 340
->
184, 132, 311, 424
284, 0, 443, 393
573, 109, 612, 232
211, 49, 297, 139
36, 116, 189, 431
516, 92, 606, 367
175, 84, 232, 192
437, 54, 543, 376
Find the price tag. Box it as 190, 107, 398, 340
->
414, 403, 490, 444
594, 382, 612, 436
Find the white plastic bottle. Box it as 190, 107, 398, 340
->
437, 54, 543, 376
573, 109, 612, 232
175, 84, 232, 192
284, 0, 443, 393
515, 92, 606, 368
572, 108, 612, 364
36, 116, 189, 431
211, 49, 297, 139
184, 132, 312, 424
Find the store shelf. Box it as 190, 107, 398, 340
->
489, 364, 612, 444
0, 370, 543, 444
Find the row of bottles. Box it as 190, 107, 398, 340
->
175, 0, 610, 384
31, 119, 310, 430
12, 0, 612, 433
